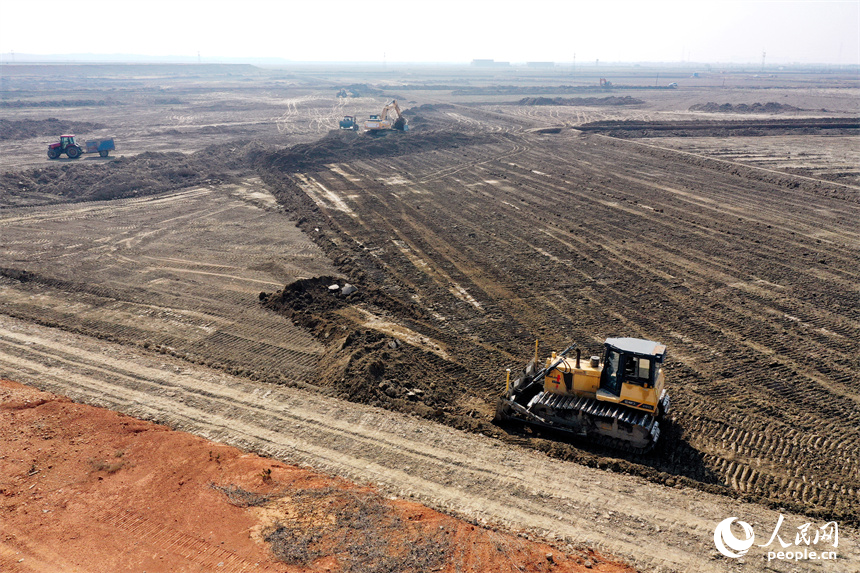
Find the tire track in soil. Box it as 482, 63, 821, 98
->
262, 124, 860, 524
0, 183, 339, 385
1, 315, 856, 573
93, 508, 276, 573
498, 137, 856, 512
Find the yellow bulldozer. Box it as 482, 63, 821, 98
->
495, 338, 671, 453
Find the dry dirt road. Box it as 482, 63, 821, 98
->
1, 314, 856, 573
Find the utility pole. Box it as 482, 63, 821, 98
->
761, 50, 766, 72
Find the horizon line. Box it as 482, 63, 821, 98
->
1, 56, 857, 68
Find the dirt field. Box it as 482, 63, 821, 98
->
2, 378, 626, 573
2, 316, 856, 573
257, 110, 860, 525
1, 62, 858, 572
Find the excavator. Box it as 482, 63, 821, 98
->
364, 100, 407, 132
495, 338, 671, 453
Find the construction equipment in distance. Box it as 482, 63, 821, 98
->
47, 135, 82, 159
48, 135, 115, 159
495, 338, 671, 453
339, 116, 359, 130
337, 88, 359, 98
364, 100, 407, 132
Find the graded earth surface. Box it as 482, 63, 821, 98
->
1, 63, 858, 572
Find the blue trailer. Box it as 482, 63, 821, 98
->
85, 138, 116, 157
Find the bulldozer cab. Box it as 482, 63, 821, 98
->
600, 338, 665, 396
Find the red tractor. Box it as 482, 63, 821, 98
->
47, 135, 115, 160
47, 134, 83, 159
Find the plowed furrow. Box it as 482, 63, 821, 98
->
270, 128, 860, 520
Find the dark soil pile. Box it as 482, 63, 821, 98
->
0, 99, 123, 109
260, 276, 427, 329
336, 83, 385, 98
452, 85, 671, 96
0, 141, 266, 207
689, 101, 802, 113
259, 277, 470, 420
578, 117, 858, 138
0, 118, 106, 140
258, 278, 731, 502
519, 96, 644, 106
257, 129, 491, 173
401, 103, 456, 114
399, 103, 457, 128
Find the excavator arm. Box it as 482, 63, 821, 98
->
378, 100, 402, 121
390, 100, 402, 120
388, 100, 406, 130
364, 100, 407, 131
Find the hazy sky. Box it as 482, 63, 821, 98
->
1, 0, 857, 65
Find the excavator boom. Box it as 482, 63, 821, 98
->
364, 100, 407, 132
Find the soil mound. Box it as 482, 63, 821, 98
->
577, 117, 858, 138
519, 96, 644, 106
689, 101, 802, 113
258, 276, 735, 500
452, 85, 668, 96
401, 103, 456, 114
258, 129, 490, 174
336, 83, 384, 98
261, 276, 424, 326
0, 141, 265, 207
0, 99, 123, 109
0, 118, 105, 141
260, 277, 470, 418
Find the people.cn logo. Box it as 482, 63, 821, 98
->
714, 517, 756, 558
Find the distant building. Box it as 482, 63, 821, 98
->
471, 59, 510, 67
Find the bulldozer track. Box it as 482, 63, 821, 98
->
260, 123, 860, 525
94, 508, 277, 573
